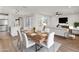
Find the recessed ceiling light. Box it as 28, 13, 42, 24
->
23, 6, 27, 8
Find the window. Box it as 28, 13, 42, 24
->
40, 16, 49, 26
25, 16, 32, 28
0, 14, 8, 32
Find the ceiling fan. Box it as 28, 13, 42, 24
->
56, 12, 63, 15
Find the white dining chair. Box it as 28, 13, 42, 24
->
17, 29, 24, 51
11, 26, 21, 36
10, 27, 18, 37
21, 32, 35, 48
41, 32, 55, 49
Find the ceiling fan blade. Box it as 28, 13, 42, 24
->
56, 12, 62, 15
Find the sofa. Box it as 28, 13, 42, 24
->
50, 27, 69, 37
72, 28, 79, 35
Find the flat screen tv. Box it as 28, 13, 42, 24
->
59, 17, 68, 23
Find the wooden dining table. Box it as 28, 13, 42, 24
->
24, 30, 48, 51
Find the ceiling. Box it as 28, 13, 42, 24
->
0, 6, 79, 16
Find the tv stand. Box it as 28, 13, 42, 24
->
59, 23, 69, 28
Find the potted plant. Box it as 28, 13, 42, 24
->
74, 22, 79, 27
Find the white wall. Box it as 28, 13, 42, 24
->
8, 13, 79, 29
68, 14, 79, 26
49, 16, 58, 27
49, 14, 79, 27
8, 14, 25, 27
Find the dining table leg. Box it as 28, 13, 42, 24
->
35, 44, 38, 52
35, 43, 43, 52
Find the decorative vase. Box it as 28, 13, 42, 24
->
32, 27, 36, 33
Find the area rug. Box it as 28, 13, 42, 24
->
24, 42, 61, 52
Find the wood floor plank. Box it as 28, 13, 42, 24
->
0, 32, 17, 52
55, 35, 79, 52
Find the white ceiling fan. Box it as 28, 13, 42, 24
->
56, 12, 63, 16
